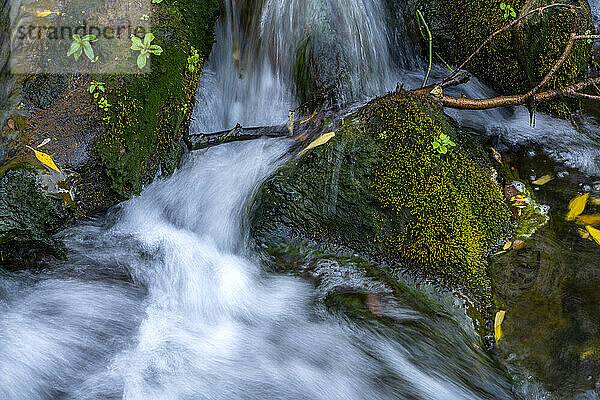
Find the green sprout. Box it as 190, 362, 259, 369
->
187, 47, 200, 72
500, 3, 516, 20
585, 29, 593, 44
67, 34, 98, 61
98, 97, 111, 111
432, 133, 456, 154
130, 33, 163, 69
88, 81, 106, 98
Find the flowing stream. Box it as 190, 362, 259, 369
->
2, 0, 600, 399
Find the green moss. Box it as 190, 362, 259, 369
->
0, 168, 75, 266
251, 91, 512, 301
519, 1, 592, 117
408, 0, 592, 110
95, 0, 219, 197
451, 0, 528, 94
365, 92, 511, 298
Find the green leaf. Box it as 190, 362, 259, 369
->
149, 44, 163, 55
72, 34, 81, 42
143, 33, 154, 47
82, 34, 98, 42
67, 41, 81, 56
137, 53, 148, 69
440, 146, 447, 154
74, 47, 83, 61
510, 10, 516, 18
83, 41, 94, 61
500, 3, 506, 9
131, 36, 143, 50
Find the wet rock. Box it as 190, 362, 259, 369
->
23, 75, 69, 110
0, 168, 74, 268
399, 0, 593, 105
250, 91, 513, 302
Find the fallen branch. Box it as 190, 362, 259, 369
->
184, 120, 317, 151
413, 77, 600, 110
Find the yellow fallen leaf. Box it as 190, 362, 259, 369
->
532, 175, 553, 186
26, 145, 61, 173
288, 111, 294, 136
35, 10, 61, 17
566, 193, 589, 221
494, 310, 506, 344
576, 214, 600, 227
585, 225, 600, 246
300, 110, 317, 124
502, 241, 512, 251
297, 132, 335, 157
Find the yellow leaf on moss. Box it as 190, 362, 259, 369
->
576, 214, 600, 227
585, 225, 600, 246
298, 132, 335, 157
566, 193, 589, 221
26, 145, 61, 173
532, 175, 553, 186
494, 310, 506, 344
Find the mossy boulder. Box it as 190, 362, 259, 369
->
400, 0, 593, 109
250, 91, 512, 301
0, 0, 220, 267
0, 168, 74, 268
96, 0, 220, 197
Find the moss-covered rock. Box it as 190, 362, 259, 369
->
96, 0, 220, 197
0, 0, 220, 267
401, 0, 593, 108
250, 91, 512, 301
0, 168, 75, 268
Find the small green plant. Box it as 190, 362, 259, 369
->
500, 3, 516, 20
187, 47, 200, 72
585, 29, 593, 44
98, 97, 111, 111
152, 0, 163, 3
432, 133, 456, 154
67, 34, 98, 61
130, 33, 163, 69
88, 81, 106, 98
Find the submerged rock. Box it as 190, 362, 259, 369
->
250, 91, 513, 301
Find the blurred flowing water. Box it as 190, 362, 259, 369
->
1, 0, 600, 399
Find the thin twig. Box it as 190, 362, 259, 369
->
416, 10, 433, 88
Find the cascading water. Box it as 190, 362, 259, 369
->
193, 0, 406, 132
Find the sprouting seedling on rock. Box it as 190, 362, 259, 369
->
500, 3, 516, 20
432, 134, 456, 154
67, 34, 98, 61
131, 33, 163, 69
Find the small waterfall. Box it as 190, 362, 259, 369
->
193, 0, 408, 132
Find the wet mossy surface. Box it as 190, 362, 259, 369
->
96, 0, 219, 197
402, 0, 593, 110
250, 91, 513, 302
0, 168, 75, 268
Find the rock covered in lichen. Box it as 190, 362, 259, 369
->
250, 91, 513, 300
